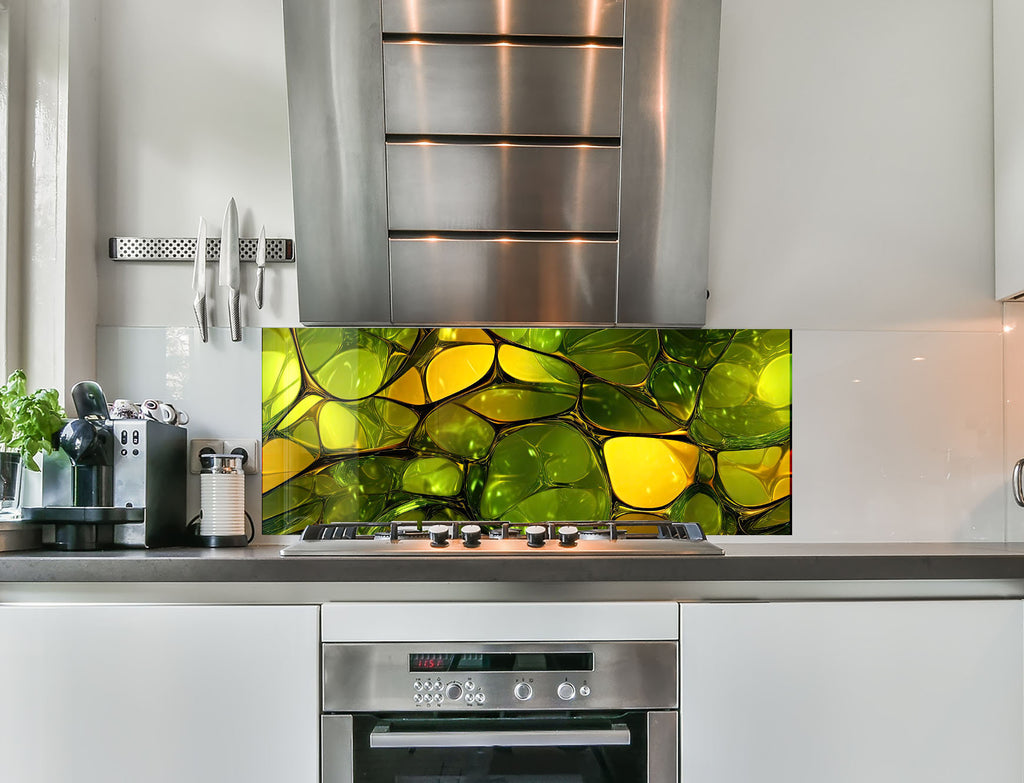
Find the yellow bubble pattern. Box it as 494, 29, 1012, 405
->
262, 328, 792, 535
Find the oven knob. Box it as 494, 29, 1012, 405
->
525, 525, 547, 548
461, 524, 482, 548
557, 525, 579, 546
414, 694, 423, 705
557, 682, 576, 701
465, 680, 476, 691
428, 524, 450, 547
579, 685, 591, 697
445, 682, 463, 701
514, 682, 533, 701
474, 692, 485, 705
413, 680, 423, 691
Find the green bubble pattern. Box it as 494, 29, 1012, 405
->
262, 328, 792, 535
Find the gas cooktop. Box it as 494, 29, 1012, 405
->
279, 520, 723, 557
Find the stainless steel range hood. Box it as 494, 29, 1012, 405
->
283, 0, 721, 326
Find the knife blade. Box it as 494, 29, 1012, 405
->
191, 216, 209, 342
254, 224, 266, 310
219, 197, 241, 342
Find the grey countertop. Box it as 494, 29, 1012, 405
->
2, 542, 1024, 601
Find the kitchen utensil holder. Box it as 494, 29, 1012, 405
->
108, 237, 294, 263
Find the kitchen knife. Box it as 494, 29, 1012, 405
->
254, 224, 266, 310
191, 216, 209, 342
219, 197, 241, 342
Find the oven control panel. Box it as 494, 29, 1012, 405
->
409, 675, 592, 708
412, 677, 494, 707
323, 641, 678, 713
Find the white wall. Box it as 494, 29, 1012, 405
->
92, 0, 1004, 542
96, 0, 296, 328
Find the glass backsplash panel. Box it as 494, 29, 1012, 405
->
262, 328, 792, 535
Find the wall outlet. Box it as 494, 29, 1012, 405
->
189, 439, 224, 474
223, 438, 261, 475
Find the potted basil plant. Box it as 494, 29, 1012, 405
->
0, 370, 65, 515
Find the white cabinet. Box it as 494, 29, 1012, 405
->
0, 604, 319, 783
680, 601, 1023, 783
996, 0, 1024, 299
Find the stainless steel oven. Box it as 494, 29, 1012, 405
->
321, 641, 678, 783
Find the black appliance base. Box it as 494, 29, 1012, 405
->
195, 534, 249, 548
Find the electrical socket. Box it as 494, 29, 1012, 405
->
223, 438, 261, 475
189, 439, 224, 474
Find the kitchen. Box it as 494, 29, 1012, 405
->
1, 0, 1023, 782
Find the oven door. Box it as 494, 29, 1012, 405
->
323, 711, 677, 783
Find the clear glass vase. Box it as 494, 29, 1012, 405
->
0, 451, 23, 518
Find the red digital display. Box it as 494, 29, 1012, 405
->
410, 654, 455, 672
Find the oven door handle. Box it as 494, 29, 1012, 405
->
369, 723, 632, 749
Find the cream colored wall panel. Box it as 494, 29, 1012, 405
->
1003, 302, 1024, 539
790, 330, 1004, 541
706, 0, 999, 332
95, 326, 267, 539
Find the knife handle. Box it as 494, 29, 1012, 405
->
255, 267, 265, 310
228, 289, 241, 342
193, 294, 209, 343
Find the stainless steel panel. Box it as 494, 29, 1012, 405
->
647, 712, 679, 783
321, 715, 354, 783
384, 42, 622, 137
382, 0, 625, 37
111, 420, 187, 548
389, 238, 616, 324
617, 0, 721, 326
322, 642, 678, 712
386, 143, 620, 232
283, 0, 392, 325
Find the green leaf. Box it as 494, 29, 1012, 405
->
0, 370, 65, 471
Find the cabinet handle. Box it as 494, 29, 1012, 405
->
369, 724, 630, 748
1013, 458, 1024, 507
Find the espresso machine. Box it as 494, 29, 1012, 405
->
22, 381, 187, 550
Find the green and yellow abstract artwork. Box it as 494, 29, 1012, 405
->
262, 328, 792, 535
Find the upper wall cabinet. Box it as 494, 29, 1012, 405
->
996, 0, 1024, 300
283, 0, 721, 327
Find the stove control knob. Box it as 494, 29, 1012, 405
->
461, 524, 482, 548
525, 525, 547, 548
514, 682, 533, 701
557, 682, 576, 701
557, 525, 579, 546
428, 524, 450, 547
445, 682, 464, 701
